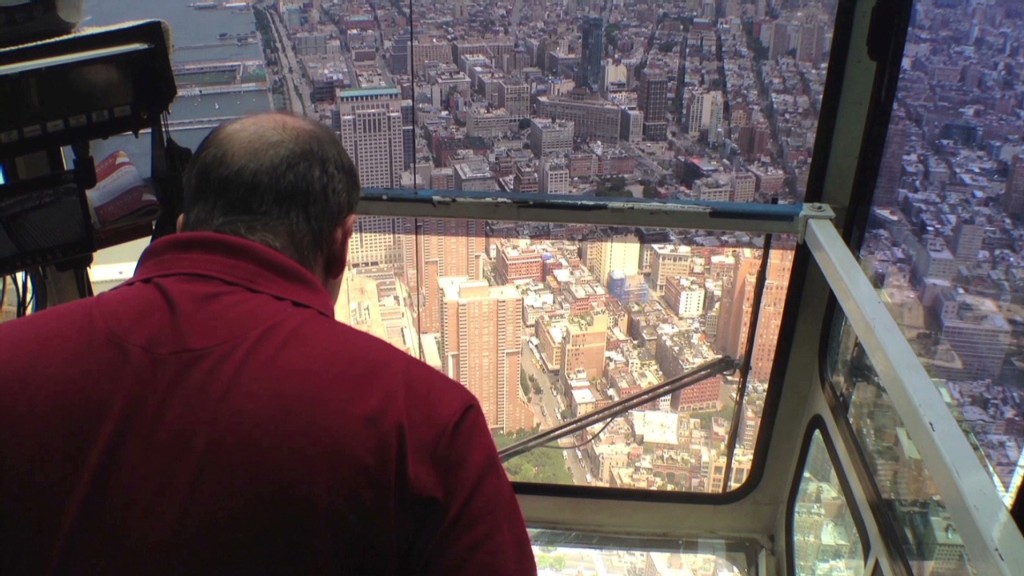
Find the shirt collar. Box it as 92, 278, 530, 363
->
124, 232, 335, 319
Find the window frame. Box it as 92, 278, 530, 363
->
529, 528, 759, 574
806, 0, 922, 571
77, 0, 880, 515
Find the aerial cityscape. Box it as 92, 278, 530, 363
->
205, 0, 832, 508
4, 0, 1023, 573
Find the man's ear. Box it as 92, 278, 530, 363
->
324, 214, 357, 281
176, 214, 185, 233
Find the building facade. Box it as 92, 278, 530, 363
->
440, 277, 533, 432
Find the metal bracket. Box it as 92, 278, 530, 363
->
795, 202, 836, 244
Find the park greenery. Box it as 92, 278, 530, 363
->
535, 552, 568, 571
642, 181, 660, 198
593, 175, 629, 197
493, 429, 574, 484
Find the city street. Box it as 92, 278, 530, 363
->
523, 347, 561, 427
522, 347, 593, 485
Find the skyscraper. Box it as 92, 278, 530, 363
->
497, 79, 530, 119
576, 16, 604, 92
439, 277, 533, 432
953, 221, 984, 263
348, 216, 409, 269
716, 247, 794, 383
1003, 155, 1024, 219
405, 219, 487, 335
686, 88, 724, 143
529, 118, 575, 157
638, 68, 668, 141
561, 312, 608, 381
388, 34, 411, 76
337, 87, 407, 269
539, 159, 571, 194
874, 117, 908, 207
336, 87, 404, 189
401, 99, 415, 170
796, 22, 827, 65
939, 294, 1012, 380
674, 42, 688, 124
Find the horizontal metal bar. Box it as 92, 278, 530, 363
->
805, 217, 1024, 576
499, 356, 736, 462
358, 188, 816, 235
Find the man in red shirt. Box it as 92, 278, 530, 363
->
0, 113, 537, 575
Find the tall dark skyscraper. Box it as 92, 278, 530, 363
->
576, 16, 605, 92
1004, 155, 1024, 220
874, 117, 908, 208
639, 68, 668, 141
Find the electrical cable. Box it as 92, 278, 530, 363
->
28, 267, 46, 312
24, 276, 35, 313
537, 416, 616, 451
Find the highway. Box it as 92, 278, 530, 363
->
263, 5, 310, 116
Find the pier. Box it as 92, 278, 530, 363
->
177, 83, 267, 97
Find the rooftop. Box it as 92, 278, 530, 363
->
337, 87, 400, 100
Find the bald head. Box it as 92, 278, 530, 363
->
207, 113, 320, 164
181, 112, 361, 274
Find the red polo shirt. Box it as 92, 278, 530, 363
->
0, 233, 536, 575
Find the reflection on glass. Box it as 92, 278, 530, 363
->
836, 341, 977, 576
792, 430, 864, 576
858, 0, 1024, 507
529, 530, 749, 576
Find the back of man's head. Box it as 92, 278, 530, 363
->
181, 113, 360, 273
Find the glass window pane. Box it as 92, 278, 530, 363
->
832, 336, 978, 576
854, 0, 1024, 514
792, 429, 865, 576
529, 529, 751, 575
339, 219, 793, 493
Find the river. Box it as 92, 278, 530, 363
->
83, 0, 272, 167
80, 0, 273, 265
